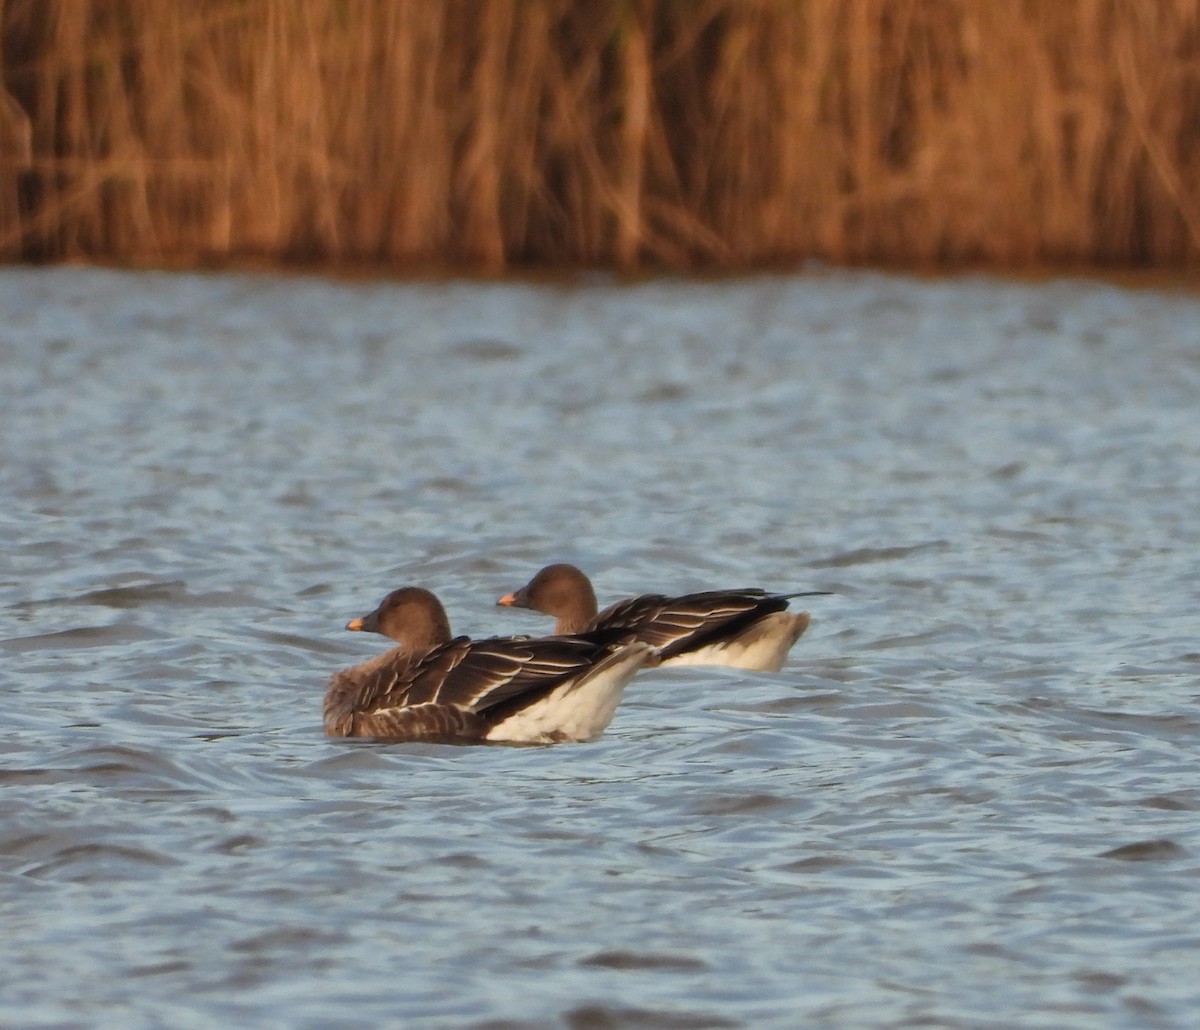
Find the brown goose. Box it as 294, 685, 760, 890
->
324, 586, 653, 744
496, 564, 827, 672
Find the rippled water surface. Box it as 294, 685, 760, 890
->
3, 267, 1199, 1028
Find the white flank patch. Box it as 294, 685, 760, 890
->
660, 612, 810, 672
486, 643, 652, 743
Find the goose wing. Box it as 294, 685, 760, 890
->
351, 634, 622, 715
591, 589, 786, 659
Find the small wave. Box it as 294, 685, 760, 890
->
579, 950, 709, 972
21, 841, 180, 882
1098, 839, 1186, 861
809, 542, 949, 568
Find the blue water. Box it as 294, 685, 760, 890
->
2, 266, 1198, 1028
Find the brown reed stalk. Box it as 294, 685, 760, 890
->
1, 0, 1199, 269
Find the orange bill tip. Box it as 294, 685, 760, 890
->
346, 617, 364, 631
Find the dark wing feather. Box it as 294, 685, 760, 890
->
591, 589, 787, 659
325, 637, 485, 719
394, 634, 621, 713
326, 634, 630, 740
351, 701, 484, 742
325, 647, 421, 719
323, 645, 425, 737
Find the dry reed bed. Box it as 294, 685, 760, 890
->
1, 0, 1199, 270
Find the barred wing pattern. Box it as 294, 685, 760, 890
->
324, 634, 633, 739
589, 589, 790, 661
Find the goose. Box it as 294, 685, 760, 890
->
497, 563, 826, 672
324, 586, 653, 744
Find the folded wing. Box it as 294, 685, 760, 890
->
591, 589, 789, 661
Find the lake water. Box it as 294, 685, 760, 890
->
2, 266, 1198, 1029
